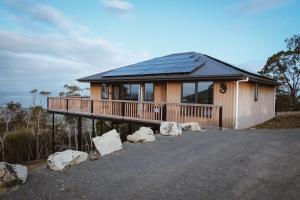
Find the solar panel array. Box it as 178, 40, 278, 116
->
103, 52, 206, 77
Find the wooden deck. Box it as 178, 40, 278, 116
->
47, 97, 223, 127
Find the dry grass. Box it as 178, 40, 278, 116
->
255, 113, 300, 129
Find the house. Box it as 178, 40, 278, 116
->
47, 52, 279, 129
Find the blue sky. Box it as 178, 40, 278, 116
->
0, 0, 299, 95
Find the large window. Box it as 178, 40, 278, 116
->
117, 83, 141, 101
101, 84, 109, 99
197, 82, 213, 104
182, 81, 213, 104
182, 83, 196, 103
144, 83, 154, 101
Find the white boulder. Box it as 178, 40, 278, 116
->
0, 162, 27, 191
180, 122, 201, 131
92, 129, 123, 156
127, 127, 155, 143
160, 122, 182, 136
47, 150, 88, 171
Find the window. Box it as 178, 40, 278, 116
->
101, 84, 109, 99
182, 83, 196, 103
144, 83, 154, 101
254, 83, 258, 101
197, 82, 213, 104
182, 81, 214, 104
119, 83, 141, 101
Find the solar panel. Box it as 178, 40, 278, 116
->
103, 52, 205, 77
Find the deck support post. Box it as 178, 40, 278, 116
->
78, 116, 82, 151
52, 113, 55, 153
128, 123, 133, 135
92, 118, 95, 138
219, 107, 223, 130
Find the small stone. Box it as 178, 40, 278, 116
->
88, 151, 101, 161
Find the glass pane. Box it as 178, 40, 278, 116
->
182, 82, 196, 103
130, 84, 140, 101
101, 84, 109, 99
120, 84, 130, 100
197, 82, 213, 104
144, 83, 154, 101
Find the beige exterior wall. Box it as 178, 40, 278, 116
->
154, 82, 167, 102
166, 81, 181, 103
90, 83, 101, 99
214, 81, 236, 128
237, 82, 275, 129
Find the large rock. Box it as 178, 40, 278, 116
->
127, 127, 155, 143
47, 150, 88, 171
160, 122, 182, 136
180, 122, 201, 131
0, 162, 27, 192
92, 129, 123, 156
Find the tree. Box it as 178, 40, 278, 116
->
30, 89, 38, 106
63, 84, 82, 97
0, 101, 22, 161
259, 35, 300, 110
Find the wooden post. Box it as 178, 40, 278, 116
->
52, 113, 55, 153
219, 107, 223, 130
66, 98, 69, 111
78, 117, 82, 151
92, 118, 95, 138
128, 123, 133, 135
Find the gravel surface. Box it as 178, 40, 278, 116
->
2, 129, 300, 200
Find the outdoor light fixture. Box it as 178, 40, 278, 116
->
220, 82, 227, 94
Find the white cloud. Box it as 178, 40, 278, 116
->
0, 0, 148, 93
101, 0, 133, 12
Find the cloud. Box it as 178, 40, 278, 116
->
230, 0, 292, 14
0, 0, 148, 93
101, 0, 133, 12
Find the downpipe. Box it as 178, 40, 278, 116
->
235, 77, 249, 129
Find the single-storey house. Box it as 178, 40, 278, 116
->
47, 52, 279, 129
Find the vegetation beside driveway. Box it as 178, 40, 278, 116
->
256, 112, 300, 129
2, 129, 300, 200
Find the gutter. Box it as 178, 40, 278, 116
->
235, 77, 249, 129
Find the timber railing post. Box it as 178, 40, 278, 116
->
91, 100, 94, 114
66, 98, 69, 111
47, 98, 49, 109
219, 106, 223, 130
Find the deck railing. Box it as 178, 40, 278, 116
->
47, 97, 222, 128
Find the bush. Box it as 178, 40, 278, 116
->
5, 129, 35, 163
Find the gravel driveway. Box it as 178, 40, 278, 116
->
2, 129, 300, 200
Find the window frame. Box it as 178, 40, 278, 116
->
144, 82, 154, 102
114, 83, 141, 101
181, 81, 214, 104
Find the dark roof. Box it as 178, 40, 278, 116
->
78, 52, 279, 86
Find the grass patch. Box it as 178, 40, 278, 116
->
255, 113, 300, 129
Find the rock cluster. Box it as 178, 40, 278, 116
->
0, 162, 27, 192
127, 127, 155, 143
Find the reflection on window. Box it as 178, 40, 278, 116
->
197, 82, 213, 104
144, 83, 154, 101
182, 83, 196, 103
182, 81, 214, 104
101, 84, 109, 99
119, 83, 140, 101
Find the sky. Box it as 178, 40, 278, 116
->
0, 0, 300, 96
